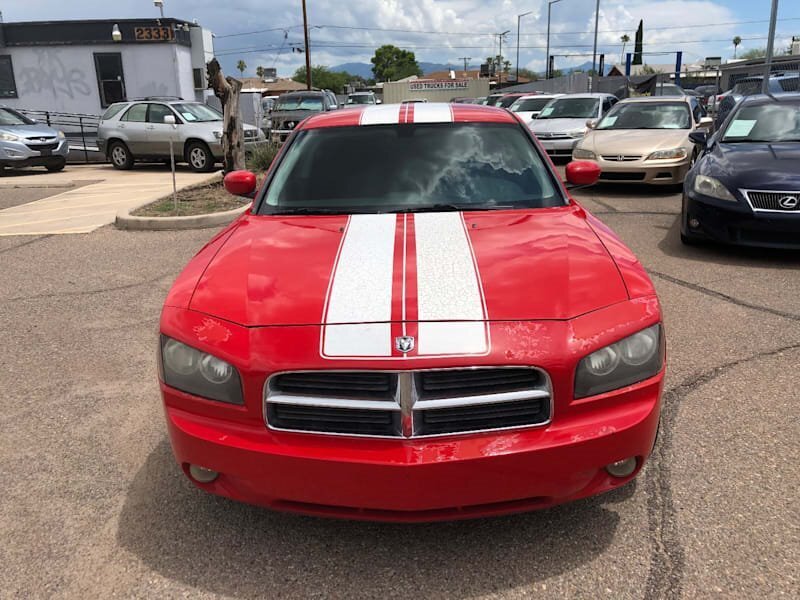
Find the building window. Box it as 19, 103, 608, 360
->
193, 68, 205, 90
0, 55, 18, 99
94, 53, 127, 108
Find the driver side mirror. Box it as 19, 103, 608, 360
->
565, 161, 601, 188
376, 99, 383, 104
586, 119, 597, 129
163, 115, 177, 127
688, 131, 708, 147
698, 116, 714, 129
224, 170, 257, 199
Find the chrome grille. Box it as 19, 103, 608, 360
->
265, 368, 551, 438
601, 155, 642, 162
744, 190, 800, 212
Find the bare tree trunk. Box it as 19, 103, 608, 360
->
207, 58, 245, 172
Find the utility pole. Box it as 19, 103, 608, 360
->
546, 0, 563, 79
458, 56, 471, 74
763, 0, 779, 94
516, 12, 532, 83
590, 0, 600, 91
302, 0, 312, 90
497, 30, 510, 84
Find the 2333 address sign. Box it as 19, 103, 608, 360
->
134, 26, 175, 41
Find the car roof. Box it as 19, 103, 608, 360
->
298, 102, 518, 130
553, 93, 614, 99
618, 96, 692, 104
515, 93, 562, 100
739, 93, 800, 106
280, 91, 327, 97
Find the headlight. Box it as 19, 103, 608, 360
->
573, 148, 596, 160
160, 336, 243, 404
213, 131, 223, 139
693, 174, 737, 202
0, 132, 20, 142
646, 147, 688, 160
574, 325, 664, 398
567, 129, 586, 138
57, 130, 66, 139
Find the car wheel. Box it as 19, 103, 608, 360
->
680, 231, 704, 246
109, 142, 134, 170
46, 159, 67, 172
186, 142, 215, 173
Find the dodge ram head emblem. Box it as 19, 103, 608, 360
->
778, 196, 799, 209
395, 336, 415, 353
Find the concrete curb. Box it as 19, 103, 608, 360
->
115, 204, 250, 231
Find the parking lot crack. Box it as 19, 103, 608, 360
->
649, 270, 800, 322
644, 342, 800, 600
0, 235, 53, 255
1, 272, 173, 303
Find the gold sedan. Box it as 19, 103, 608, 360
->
572, 96, 713, 185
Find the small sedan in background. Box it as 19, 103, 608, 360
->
682, 94, 800, 248
0, 106, 68, 173
508, 94, 563, 123
573, 96, 713, 185
529, 93, 619, 158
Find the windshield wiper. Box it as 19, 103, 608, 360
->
268, 207, 370, 215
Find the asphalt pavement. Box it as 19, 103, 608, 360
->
0, 181, 798, 599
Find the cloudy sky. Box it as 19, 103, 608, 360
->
5, 1, 799, 76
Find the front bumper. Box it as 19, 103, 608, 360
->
0, 138, 69, 167
683, 191, 800, 248
160, 298, 664, 521
588, 156, 691, 185
533, 136, 581, 157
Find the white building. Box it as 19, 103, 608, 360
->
0, 18, 214, 116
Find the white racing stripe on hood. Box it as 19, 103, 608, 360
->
322, 214, 396, 357
360, 104, 402, 125
414, 212, 489, 355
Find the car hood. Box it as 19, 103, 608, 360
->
271, 110, 322, 124
530, 118, 588, 134
0, 123, 60, 137
189, 208, 629, 327
583, 129, 691, 154
697, 142, 800, 190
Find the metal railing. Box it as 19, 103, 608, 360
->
16, 109, 102, 163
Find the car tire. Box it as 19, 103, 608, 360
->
185, 141, 215, 173
109, 142, 134, 170
680, 231, 704, 246
46, 159, 66, 172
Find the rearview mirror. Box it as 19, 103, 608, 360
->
688, 131, 708, 146
565, 161, 601, 188
586, 119, 597, 129
224, 170, 258, 198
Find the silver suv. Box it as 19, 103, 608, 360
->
97, 98, 265, 172
0, 106, 69, 173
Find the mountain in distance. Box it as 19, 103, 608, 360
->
331, 62, 457, 79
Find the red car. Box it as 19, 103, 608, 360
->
159, 103, 665, 521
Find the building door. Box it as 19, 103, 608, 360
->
145, 103, 180, 156
94, 53, 126, 108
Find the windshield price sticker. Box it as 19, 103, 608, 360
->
726, 119, 756, 138
409, 80, 469, 91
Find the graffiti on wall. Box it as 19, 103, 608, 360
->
18, 49, 92, 99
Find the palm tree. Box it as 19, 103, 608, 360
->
620, 34, 631, 63
256, 66, 265, 79
236, 60, 247, 75
732, 36, 742, 58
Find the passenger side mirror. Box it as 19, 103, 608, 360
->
688, 131, 708, 146
376, 99, 383, 104
224, 170, 258, 199
586, 119, 597, 129
565, 161, 601, 188
698, 116, 714, 129
163, 115, 177, 128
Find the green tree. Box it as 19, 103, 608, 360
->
292, 65, 351, 93
732, 36, 742, 58
370, 45, 423, 81
632, 20, 644, 65
620, 34, 631, 63
516, 68, 539, 81
739, 47, 766, 60
641, 64, 657, 75
256, 65, 265, 79
236, 60, 247, 75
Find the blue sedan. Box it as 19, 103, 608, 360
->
682, 94, 800, 249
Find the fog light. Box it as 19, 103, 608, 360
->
189, 464, 219, 483
689, 218, 700, 229
606, 457, 637, 478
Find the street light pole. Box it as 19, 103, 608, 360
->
516, 11, 532, 83
302, 0, 312, 90
590, 0, 600, 91
763, 0, 779, 94
498, 30, 510, 84
546, 0, 563, 79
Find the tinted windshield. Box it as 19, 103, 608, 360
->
262, 123, 560, 214
0, 108, 34, 126
722, 102, 800, 142
275, 96, 325, 111
511, 98, 553, 113
172, 103, 222, 122
538, 98, 599, 119
347, 95, 374, 104
498, 96, 522, 108
597, 102, 691, 130
656, 84, 684, 96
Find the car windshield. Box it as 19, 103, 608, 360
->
597, 102, 691, 130
275, 96, 325, 111
347, 95, 374, 104
655, 84, 684, 96
171, 103, 222, 122
497, 96, 522, 108
510, 98, 554, 113
261, 123, 561, 214
732, 79, 763, 96
721, 102, 800, 142
0, 108, 34, 126
537, 98, 599, 119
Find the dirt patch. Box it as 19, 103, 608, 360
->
131, 180, 248, 217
